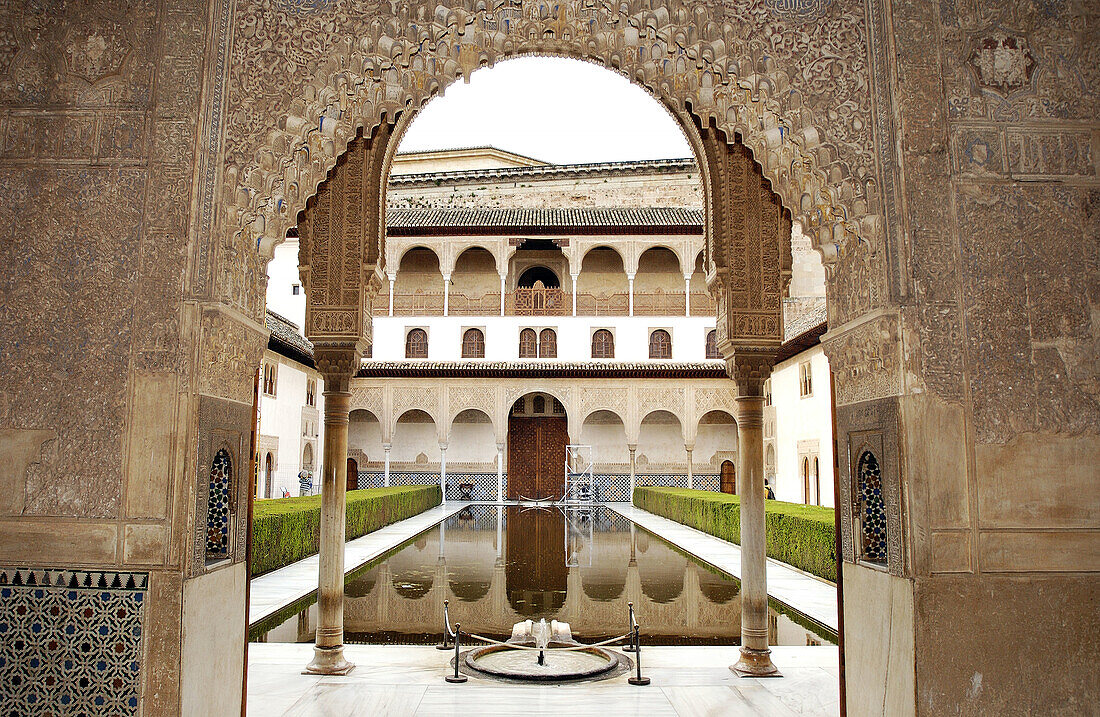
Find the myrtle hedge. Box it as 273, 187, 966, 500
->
633, 487, 837, 582
250, 485, 441, 577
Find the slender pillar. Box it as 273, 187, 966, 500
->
685, 445, 694, 490
684, 276, 691, 317
627, 274, 635, 317
442, 273, 451, 316
731, 393, 779, 676
388, 276, 395, 317
628, 444, 637, 503
305, 386, 354, 675
382, 443, 391, 487
499, 274, 506, 316
439, 443, 448, 503
496, 442, 505, 503
571, 273, 579, 316
496, 505, 503, 558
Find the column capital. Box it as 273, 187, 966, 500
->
496, 442, 505, 452
724, 349, 775, 397
627, 443, 637, 453
382, 442, 392, 451
314, 344, 362, 394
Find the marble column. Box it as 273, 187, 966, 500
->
442, 273, 451, 316
439, 443, 448, 503
496, 442, 505, 503
382, 443, 391, 487
496, 504, 503, 558
731, 392, 779, 677
306, 354, 356, 676
627, 274, 635, 317
685, 444, 694, 490
499, 274, 506, 316
628, 443, 637, 503
684, 276, 691, 317
571, 273, 579, 316
388, 276, 395, 317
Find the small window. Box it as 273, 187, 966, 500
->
592, 329, 615, 359
533, 395, 546, 413
552, 398, 565, 415
764, 378, 772, 407
649, 329, 672, 359
206, 449, 232, 561
406, 328, 428, 359
538, 328, 557, 358
306, 378, 316, 407
292, 284, 301, 295
705, 329, 719, 359
262, 363, 277, 396
856, 450, 887, 565
799, 361, 813, 397
462, 328, 485, 358
519, 328, 537, 358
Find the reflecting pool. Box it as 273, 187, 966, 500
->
254, 505, 835, 646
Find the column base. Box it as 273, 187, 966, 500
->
730, 646, 781, 677
304, 645, 356, 675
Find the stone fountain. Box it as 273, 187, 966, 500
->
461, 618, 624, 683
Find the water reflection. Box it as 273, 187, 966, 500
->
258, 505, 834, 647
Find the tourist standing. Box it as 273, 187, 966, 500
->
298, 469, 313, 497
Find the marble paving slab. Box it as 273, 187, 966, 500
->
605, 503, 838, 631
248, 501, 471, 627
247, 643, 839, 716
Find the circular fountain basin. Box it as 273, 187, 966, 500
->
463, 642, 621, 683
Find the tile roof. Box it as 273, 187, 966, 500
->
265, 310, 314, 367
387, 207, 703, 231
356, 360, 727, 379
388, 157, 697, 186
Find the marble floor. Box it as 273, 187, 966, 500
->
247, 643, 840, 716
249, 501, 471, 627
607, 503, 838, 631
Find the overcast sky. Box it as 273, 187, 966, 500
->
397, 57, 693, 164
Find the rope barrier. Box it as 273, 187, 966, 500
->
463, 631, 633, 652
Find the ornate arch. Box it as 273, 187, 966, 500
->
220, 1, 877, 272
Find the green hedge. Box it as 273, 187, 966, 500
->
250, 485, 441, 577
633, 487, 837, 582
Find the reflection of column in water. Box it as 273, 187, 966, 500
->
297, 607, 310, 642
629, 523, 636, 564
496, 505, 503, 559
439, 520, 446, 560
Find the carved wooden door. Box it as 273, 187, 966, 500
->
347, 457, 358, 492
507, 417, 567, 499
721, 460, 736, 494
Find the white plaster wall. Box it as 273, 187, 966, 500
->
372, 315, 718, 362
637, 418, 687, 464
447, 421, 498, 463
390, 421, 441, 463
579, 421, 630, 465
695, 420, 738, 470
265, 239, 306, 330
769, 344, 834, 506
180, 563, 246, 716
257, 350, 325, 498
348, 411, 384, 464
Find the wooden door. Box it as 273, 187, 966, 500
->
347, 457, 359, 492
720, 460, 736, 494
507, 417, 567, 499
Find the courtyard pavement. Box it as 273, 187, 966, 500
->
246, 643, 840, 716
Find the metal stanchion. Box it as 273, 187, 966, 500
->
445, 623, 467, 684
627, 624, 650, 686
623, 602, 638, 652
436, 599, 453, 651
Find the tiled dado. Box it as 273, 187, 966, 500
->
0, 568, 147, 717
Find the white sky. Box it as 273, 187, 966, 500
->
397, 57, 693, 164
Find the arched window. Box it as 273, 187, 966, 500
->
206, 449, 232, 561
461, 328, 485, 358
263, 452, 273, 499
538, 328, 557, 358
532, 395, 545, 413
813, 457, 820, 506
803, 458, 811, 504
518, 328, 537, 358
649, 329, 672, 359
591, 329, 615, 359
856, 451, 887, 564
705, 330, 719, 359
302, 443, 314, 469
405, 328, 428, 358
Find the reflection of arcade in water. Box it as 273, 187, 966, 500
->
259, 506, 834, 647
